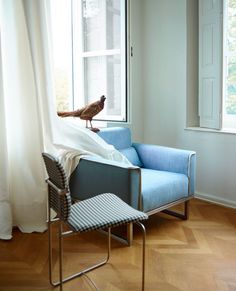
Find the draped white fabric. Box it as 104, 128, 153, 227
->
0, 35, 12, 240
0, 0, 129, 240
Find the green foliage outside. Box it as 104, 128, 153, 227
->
226, 0, 236, 114
54, 68, 70, 112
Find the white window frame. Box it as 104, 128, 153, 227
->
198, 0, 223, 130
198, 0, 236, 131
222, 0, 236, 130
51, 0, 128, 123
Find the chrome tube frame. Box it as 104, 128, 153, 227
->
44, 155, 147, 290
98, 222, 133, 246
48, 212, 145, 290
135, 222, 146, 291
48, 206, 111, 290
161, 200, 189, 220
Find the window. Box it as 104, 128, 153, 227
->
198, 0, 223, 129
223, 0, 236, 129
50, 0, 127, 122
198, 0, 236, 131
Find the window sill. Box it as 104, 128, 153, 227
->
185, 126, 236, 135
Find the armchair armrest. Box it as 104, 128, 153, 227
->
80, 156, 139, 169
133, 143, 196, 195
69, 156, 141, 209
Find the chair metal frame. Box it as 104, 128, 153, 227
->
43, 154, 147, 291
124, 181, 192, 246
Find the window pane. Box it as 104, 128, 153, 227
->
83, 54, 124, 119
224, 0, 236, 123
226, 57, 236, 114
51, 0, 127, 122
82, 0, 121, 51
227, 2, 236, 52
50, 0, 73, 111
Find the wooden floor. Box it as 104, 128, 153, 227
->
1, 198, 236, 291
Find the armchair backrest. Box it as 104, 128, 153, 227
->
98, 127, 142, 167
98, 127, 132, 150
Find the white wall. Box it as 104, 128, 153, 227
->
141, 0, 186, 146
138, 0, 236, 207
128, 0, 144, 141
108, 0, 144, 141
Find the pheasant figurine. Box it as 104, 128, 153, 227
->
57, 95, 106, 132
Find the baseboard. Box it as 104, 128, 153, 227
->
195, 191, 236, 209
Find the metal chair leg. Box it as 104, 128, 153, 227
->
49, 219, 145, 290
162, 200, 189, 220
135, 222, 146, 291
184, 200, 189, 220
127, 223, 133, 246
98, 223, 133, 246
59, 220, 63, 291
48, 220, 53, 285
49, 224, 111, 289
47, 193, 54, 287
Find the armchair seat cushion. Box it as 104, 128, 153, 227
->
141, 169, 188, 212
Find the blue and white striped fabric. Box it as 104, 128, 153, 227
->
68, 193, 148, 232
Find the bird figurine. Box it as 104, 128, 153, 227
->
57, 95, 106, 132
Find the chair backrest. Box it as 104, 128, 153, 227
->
42, 153, 72, 221
97, 127, 143, 167
97, 127, 132, 150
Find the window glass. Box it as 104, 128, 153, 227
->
82, 0, 121, 51
50, 0, 73, 112
223, 0, 236, 129
50, 0, 127, 122
84, 54, 122, 118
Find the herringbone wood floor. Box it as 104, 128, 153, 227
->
1, 198, 236, 291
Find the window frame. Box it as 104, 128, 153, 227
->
197, 0, 236, 132
198, 0, 223, 130
51, 0, 129, 123
222, 0, 236, 130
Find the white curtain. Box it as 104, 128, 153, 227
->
0, 0, 128, 240
0, 34, 12, 239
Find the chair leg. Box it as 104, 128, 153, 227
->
99, 223, 133, 246
49, 219, 145, 290
59, 220, 63, 291
135, 222, 146, 291
47, 200, 54, 287
127, 223, 133, 246
49, 225, 111, 289
162, 200, 189, 220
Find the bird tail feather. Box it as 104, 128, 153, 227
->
57, 108, 83, 117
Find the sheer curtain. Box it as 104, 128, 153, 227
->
0, 0, 128, 240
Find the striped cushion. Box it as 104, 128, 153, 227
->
67, 193, 148, 232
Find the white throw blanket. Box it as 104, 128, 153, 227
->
54, 123, 131, 177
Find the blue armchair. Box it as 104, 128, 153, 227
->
69, 127, 196, 242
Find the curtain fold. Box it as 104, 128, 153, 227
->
0, 0, 47, 238
0, 0, 129, 240
0, 35, 12, 240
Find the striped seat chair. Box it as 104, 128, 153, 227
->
42, 153, 148, 291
